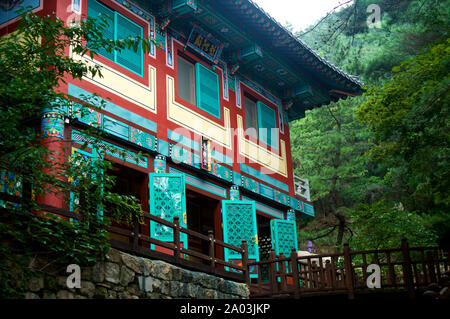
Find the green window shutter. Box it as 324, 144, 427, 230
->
195, 63, 220, 118
222, 200, 259, 277
149, 173, 188, 249
87, 0, 115, 61
115, 13, 143, 75
270, 219, 298, 256
257, 101, 278, 149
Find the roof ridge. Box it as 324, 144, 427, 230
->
244, 0, 363, 87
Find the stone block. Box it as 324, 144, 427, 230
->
121, 253, 143, 274
120, 265, 135, 286
57, 276, 68, 288
29, 277, 44, 292
94, 286, 108, 299
106, 248, 122, 263
106, 290, 117, 299
104, 262, 120, 284
25, 292, 40, 299
203, 288, 218, 299
118, 291, 131, 299
151, 278, 162, 293
160, 281, 171, 295
137, 276, 153, 293
172, 266, 182, 281
147, 292, 160, 299
81, 267, 92, 281
92, 262, 105, 283
181, 283, 199, 298
152, 261, 172, 281
80, 281, 96, 298
128, 283, 141, 295
56, 290, 75, 299
180, 269, 193, 283
170, 281, 181, 298
44, 276, 58, 291
42, 292, 56, 299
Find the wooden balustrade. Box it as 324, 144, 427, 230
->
0, 198, 250, 283
2, 194, 448, 297
248, 240, 449, 299
107, 211, 250, 282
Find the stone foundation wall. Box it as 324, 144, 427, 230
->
24, 248, 249, 299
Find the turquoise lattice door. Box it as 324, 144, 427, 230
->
149, 173, 187, 251
222, 200, 259, 277
271, 219, 299, 283
270, 219, 298, 256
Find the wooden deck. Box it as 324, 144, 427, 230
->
3, 195, 448, 299
247, 241, 449, 299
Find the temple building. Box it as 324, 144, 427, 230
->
1, 0, 363, 279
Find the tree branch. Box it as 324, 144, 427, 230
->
311, 225, 337, 241
299, 0, 354, 37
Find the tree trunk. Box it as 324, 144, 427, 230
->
336, 213, 346, 246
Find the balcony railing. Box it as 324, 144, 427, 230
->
294, 175, 310, 201
0, 191, 250, 283
248, 239, 449, 299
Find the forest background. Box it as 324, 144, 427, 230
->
290, 0, 449, 252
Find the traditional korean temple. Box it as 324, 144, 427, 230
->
1, 0, 363, 279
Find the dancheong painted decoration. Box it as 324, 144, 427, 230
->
1, 0, 363, 282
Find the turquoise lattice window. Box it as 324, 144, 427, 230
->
149, 173, 188, 249
270, 219, 298, 256
222, 200, 259, 265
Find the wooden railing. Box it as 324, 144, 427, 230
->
3, 194, 448, 295
1, 197, 250, 283
108, 211, 250, 283
248, 239, 449, 299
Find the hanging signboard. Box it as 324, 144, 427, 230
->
200, 136, 211, 171
186, 25, 223, 64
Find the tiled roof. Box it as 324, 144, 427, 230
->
236, 0, 364, 92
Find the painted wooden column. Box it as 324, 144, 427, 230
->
230, 185, 240, 200
286, 209, 296, 221
154, 155, 167, 173
39, 108, 66, 209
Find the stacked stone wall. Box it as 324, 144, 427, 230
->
24, 248, 249, 299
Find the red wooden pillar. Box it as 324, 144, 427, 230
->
37, 109, 66, 212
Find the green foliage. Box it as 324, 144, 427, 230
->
291, 97, 384, 247
103, 192, 144, 227
292, 98, 379, 205
0, 9, 149, 298
348, 200, 438, 250
292, 0, 449, 251
358, 39, 450, 212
